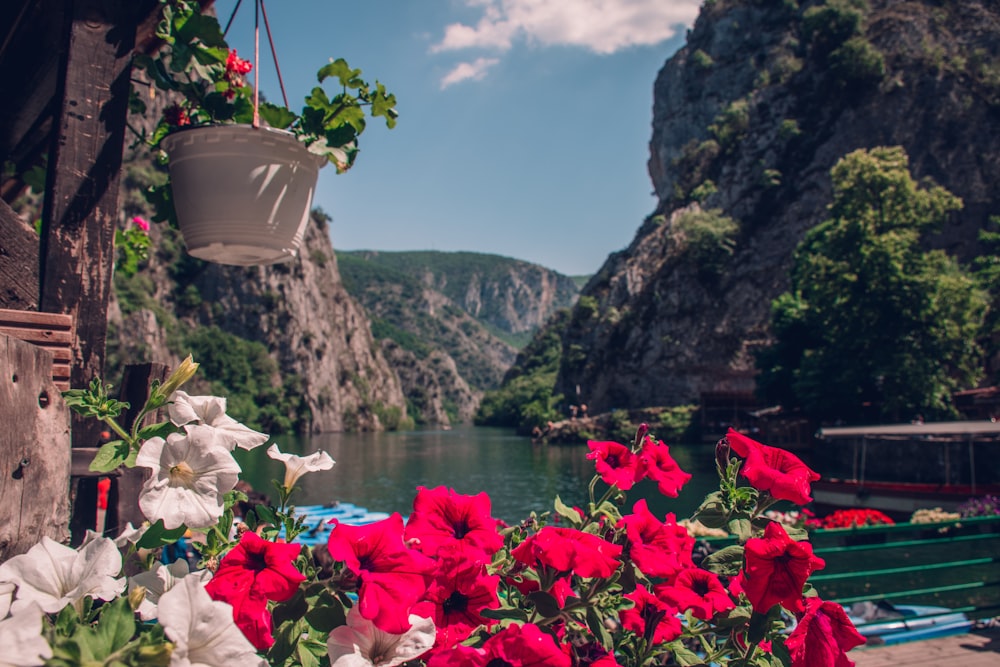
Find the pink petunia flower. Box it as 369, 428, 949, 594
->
327, 513, 435, 634
736, 522, 826, 614
426, 622, 570, 667
654, 567, 735, 621
404, 486, 504, 558
131, 216, 150, 231
786, 597, 866, 667
619, 585, 682, 645
511, 526, 622, 579
204, 531, 305, 650
413, 544, 499, 649
638, 436, 692, 497
586, 440, 644, 490
617, 499, 694, 579
726, 428, 820, 505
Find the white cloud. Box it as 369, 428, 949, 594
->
433, 0, 701, 56
440, 57, 501, 89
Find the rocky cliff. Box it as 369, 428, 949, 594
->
109, 214, 408, 433
337, 251, 579, 426
548, 0, 1000, 413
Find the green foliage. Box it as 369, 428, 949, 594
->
691, 180, 718, 202
673, 139, 722, 202
182, 326, 310, 433
709, 99, 751, 150
675, 208, 740, 280
973, 217, 1000, 384
828, 36, 885, 89
802, 0, 867, 58
756, 146, 987, 423
691, 49, 715, 69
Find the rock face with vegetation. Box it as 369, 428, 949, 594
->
337, 251, 578, 426
109, 213, 408, 434
535, 0, 1000, 416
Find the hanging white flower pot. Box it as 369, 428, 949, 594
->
161, 124, 324, 266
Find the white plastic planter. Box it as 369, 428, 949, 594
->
161, 125, 324, 266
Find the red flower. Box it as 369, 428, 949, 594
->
204, 531, 305, 650
162, 103, 190, 127
586, 440, 644, 490
738, 522, 825, 614
786, 597, 866, 667
617, 499, 694, 579
619, 585, 682, 645
726, 429, 820, 505
508, 572, 576, 608
225, 49, 253, 75
427, 622, 570, 667
638, 437, 691, 497
414, 545, 500, 649
404, 486, 504, 557
511, 526, 622, 579
654, 568, 734, 621
326, 513, 434, 634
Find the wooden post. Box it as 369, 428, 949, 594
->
0, 334, 71, 561
36, 0, 138, 542
103, 362, 169, 538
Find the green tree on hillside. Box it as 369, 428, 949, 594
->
756, 146, 987, 423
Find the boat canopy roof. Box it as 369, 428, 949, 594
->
817, 420, 1000, 440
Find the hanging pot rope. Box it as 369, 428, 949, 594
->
221, 0, 290, 128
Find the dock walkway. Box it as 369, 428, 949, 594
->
850, 626, 1000, 666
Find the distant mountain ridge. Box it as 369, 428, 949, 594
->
337, 250, 580, 426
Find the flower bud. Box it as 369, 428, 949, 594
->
136, 642, 174, 667
128, 585, 147, 611
158, 355, 199, 399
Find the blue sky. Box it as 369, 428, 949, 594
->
213, 0, 702, 276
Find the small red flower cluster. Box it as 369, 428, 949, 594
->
223, 49, 253, 99
162, 103, 191, 127
806, 508, 895, 530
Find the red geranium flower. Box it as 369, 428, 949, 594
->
654, 567, 734, 621
326, 513, 435, 634
786, 597, 866, 667
414, 545, 500, 649
638, 436, 691, 497
738, 522, 826, 614
204, 531, 306, 650
619, 585, 682, 645
225, 49, 253, 75
586, 440, 644, 490
162, 103, 190, 127
726, 428, 821, 505
404, 486, 504, 557
511, 526, 622, 579
617, 499, 694, 579
426, 622, 570, 667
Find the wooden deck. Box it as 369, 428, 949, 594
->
850, 626, 1000, 666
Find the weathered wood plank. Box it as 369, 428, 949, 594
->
0, 199, 39, 310
0, 334, 70, 561
0, 310, 73, 328
0, 308, 75, 390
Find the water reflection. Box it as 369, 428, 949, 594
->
234, 426, 720, 525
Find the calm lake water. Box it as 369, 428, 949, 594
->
234, 426, 721, 526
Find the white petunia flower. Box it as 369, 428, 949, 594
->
327, 607, 435, 667
128, 560, 212, 621
0, 537, 124, 615
135, 424, 242, 530
113, 522, 149, 548
0, 602, 53, 666
0, 581, 13, 618
157, 576, 266, 667
266, 444, 335, 491
168, 390, 269, 450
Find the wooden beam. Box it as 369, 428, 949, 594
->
0, 333, 71, 560
0, 199, 39, 310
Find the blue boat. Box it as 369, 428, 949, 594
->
291, 503, 392, 545
845, 601, 972, 645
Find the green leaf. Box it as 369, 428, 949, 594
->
586, 604, 613, 650
88, 440, 130, 473
259, 102, 298, 130
553, 495, 583, 527
255, 503, 278, 526
728, 517, 753, 541
712, 604, 752, 628
693, 491, 729, 528
700, 544, 745, 576
480, 607, 529, 622
527, 591, 562, 618
136, 519, 188, 550
304, 596, 347, 633
670, 642, 709, 667
136, 421, 176, 441
317, 58, 363, 87
93, 597, 136, 657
